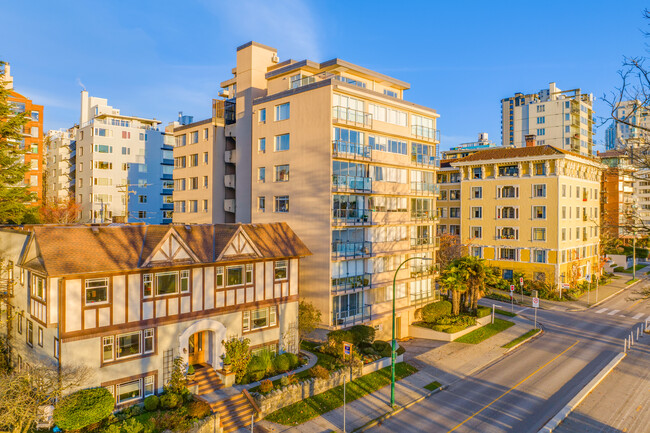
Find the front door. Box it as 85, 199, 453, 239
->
188, 331, 205, 365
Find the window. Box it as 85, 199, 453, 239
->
176, 135, 186, 147
274, 260, 288, 280
103, 336, 114, 362
275, 103, 290, 121
498, 227, 518, 240
138, 195, 147, 203
190, 177, 199, 190
38, 327, 43, 347
562, 228, 566, 241
450, 190, 461, 200
117, 332, 140, 359
27, 320, 33, 347
384, 89, 398, 98
216, 267, 224, 287
498, 165, 518, 176
17, 313, 23, 334
471, 206, 482, 219
243, 306, 278, 332
533, 250, 547, 263
156, 272, 177, 295
203, 128, 209, 140
180, 270, 189, 292
450, 207, 460, 218
533, 184, 546, 198
203, 176, 209, 188
259, 108, 266, 122
534, 163, 546, 175
189, 154, 198, 167
202, 200, 208, 212
54, 337, 59, 359
275, 196, 289, 212
275, 165, 289, 182
499, 248, 517, 261
470, 226, 482, 239
85, 278, 108, 305
536, 105, 545, 113
472, 167, 482, 179
536, 116, 546, 124
226, 266, 243, 286
258, 167, 265, 182
203, 152, 209, 164
174, 156, 186, 168
275, 134, 290, 151
190, 131, 198, 144
471, 187, 482, 199
533, 228, 546, 241
532, 206, 546, 219
537, 128, 545, 136
143, 274, 152, 298
144, 376, 155, 397
470, 246, 482, 258
258, 196, 265, 212
32, 275, 45, 300
258, 138, 266, 153
189, 200, 198, 213
562, 185, 566, 197
117, 380, 141, 404
144, 329, 154, 353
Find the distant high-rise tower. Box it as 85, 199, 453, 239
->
501, 82, 595, 155
604, 100, 650, 150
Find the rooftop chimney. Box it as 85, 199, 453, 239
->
525, 134, 536, 148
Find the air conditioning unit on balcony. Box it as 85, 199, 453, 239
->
272, 54, 279, 63
219, 89, 230, 98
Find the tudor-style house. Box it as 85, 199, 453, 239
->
0, 223, 310, 406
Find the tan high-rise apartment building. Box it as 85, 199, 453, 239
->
501, 82, 595, 156
174, 42, 441, 336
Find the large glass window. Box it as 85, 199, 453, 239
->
275, 165, 289, 182
274, 260, 288, 280
275, 134, 290, 151
274, 196, 289, 212
156, 272, 177, 295
275, 103, 290, 121
226, 266, 243, 286
85, 278, 108, 305
243, 306, 278, 332
117, 332, 141, 359
117, 380, 141, 404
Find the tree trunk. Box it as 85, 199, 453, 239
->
452, 290, 460, 315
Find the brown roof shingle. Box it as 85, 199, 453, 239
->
452, 145, 594, 164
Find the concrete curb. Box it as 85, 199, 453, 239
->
537, 352, 626, 433
504, 328, 543, 354
352, 385, 447, 432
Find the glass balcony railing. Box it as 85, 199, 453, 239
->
332, 208, 371, 225
331, 273, 371, 293
331, 241, 372, 259
411, 125, 440, 142
332, 175, 372, 192
332, 106, 372, 126
410, 237, 440, 248
411, 155, 440, 167
410, 211, 438, 222
332, 304, 371, 326
332, 140, 371, 160
410, 182, 439, 195
410, 263, 440, 278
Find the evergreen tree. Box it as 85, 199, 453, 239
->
0, 61, 35, 224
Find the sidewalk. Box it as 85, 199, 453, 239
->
255, 314, 536, 433
490, 267, 650, 312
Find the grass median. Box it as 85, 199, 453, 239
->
264, 362, 418, 426
494, 308, 517, 317
502, 328, 541, 349
454, 318, 514, 344
424, 380, 442, 391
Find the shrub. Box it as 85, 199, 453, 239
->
160, 392, 182, 409
476, 306, 491, 318
164, 356, 187, 395
273, 353, 291, 373
285, 372, 298, 385
396, 345, 406, 356
280, 376, 289, 387
614, 266, 625, 272
373, 340, 392, 358
122, 418, 150, 433
187, 400, 212, 419
310, 365, 330, 380
187, 364, 195, 375
223, 337, 252, 383
247, 355, 266, 374
53, 387, 114, 431
327, 329, 354, 345
420, 300, 452, 323
153, 411, 191, 432
144, 395, 159, 412
349, 325, 375, 345
285, 352, 299, 370
249, 370, 265, 382
259, 379, 273, 393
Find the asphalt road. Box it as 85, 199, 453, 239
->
370, 278, 650, 433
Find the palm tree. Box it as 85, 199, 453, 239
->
440, 261, 469, 315
441, 256, 489, 315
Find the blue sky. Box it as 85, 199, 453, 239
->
2, 0, 648, 152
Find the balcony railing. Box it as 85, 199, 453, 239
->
410, 263, 440, 278
331, 241, 372, 259
410, 182, 439, 195
332, 304, 372, 327
411, 211, 438, 222
411, 155, 440, 167
332, 209, 371, 225
0, 279, 14, 297
332, 175, 372, 192
332, 106, 372, 127
410, 237, 440, 249
332, 140, 371, 160
411, 125, 440, 142
331, 273, 371, 294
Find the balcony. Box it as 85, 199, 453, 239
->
224, 174, 235, 188
410, 263, 440, 278
411, 125, 440, 142
225, 149, 235, 163
331, 241, 372, 260
411, 155, 440, 168
331, 273, 371, 294
332, 209, 372, 226
410, 182, 439, 196
332, 304, 371, 327
411, 211, 438, 222
332, 106, 372, 127
332, 175, 372, 192
410, 237, 440, 249
332, 140, 371, 160
224, 199, 235, 213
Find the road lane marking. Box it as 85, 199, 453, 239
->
446, 340, 580, 433
596, 308, 608, 314
608, 310, 620, 315
633, 313, 644, 319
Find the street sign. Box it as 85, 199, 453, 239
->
510, 285, 515, 292
532, 297, 540, 308
562, 283, 570, 290
519, 277, 524, 285
343, 341, 351, 356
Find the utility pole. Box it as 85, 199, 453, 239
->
116, 181, 137, 223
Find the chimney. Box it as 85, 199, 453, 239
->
2, 62, 14, 90
80, 90, 89, 125
525, 134, 536, 148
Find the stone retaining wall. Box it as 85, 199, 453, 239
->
188, 412, 221, 433
408, 315, 493, 341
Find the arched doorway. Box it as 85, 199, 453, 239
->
179, 319, 227, 369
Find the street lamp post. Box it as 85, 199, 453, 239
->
391, 256, 435, 407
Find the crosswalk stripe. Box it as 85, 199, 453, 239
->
608, 310, 620, 316
596, 308, 608, 314
633, 313, 644, 319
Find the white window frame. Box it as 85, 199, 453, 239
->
85, 278, 109, 305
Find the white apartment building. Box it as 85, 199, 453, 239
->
501, 82, 595, 156
605, 100, 650, 150
44, 128, 75, 203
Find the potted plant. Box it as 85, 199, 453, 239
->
186, 364, 195, 381
223, 354, 232, 373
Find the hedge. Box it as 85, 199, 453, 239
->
53, 388, 114, 431
419, 300, 452, 322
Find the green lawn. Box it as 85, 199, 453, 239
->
454, 318, 514, 344
494, 308, 517, 317
622, 264, 645, 274
264, 362, 418, 426
424, 380, 442, 391
502, 328, 541, 349
626, 278, 639, 285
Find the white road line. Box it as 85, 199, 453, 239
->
596, 308, 608, 314
633, 313, 644, 319
608, 310, 620, 316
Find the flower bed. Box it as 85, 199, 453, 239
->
409, 315, 493, 341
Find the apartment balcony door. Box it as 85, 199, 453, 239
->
188, 331, 206, 365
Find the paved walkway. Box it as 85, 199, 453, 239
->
255, 314, 536, 433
